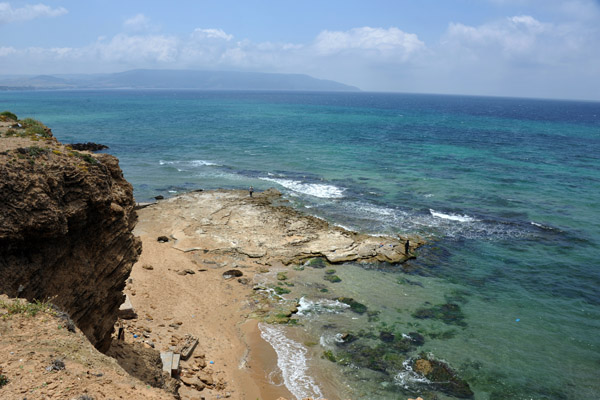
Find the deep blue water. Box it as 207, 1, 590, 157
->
2, 90, 599, 399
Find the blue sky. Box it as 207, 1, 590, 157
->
1, 0, 599, 100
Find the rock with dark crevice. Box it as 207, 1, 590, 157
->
0, 123, 141, 353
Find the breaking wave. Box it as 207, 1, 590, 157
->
260, 177, 345, 199
259, 323, 324, 400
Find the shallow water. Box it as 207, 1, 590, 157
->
2, 90, 599, 399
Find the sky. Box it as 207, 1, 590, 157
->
1, 0, 599, 100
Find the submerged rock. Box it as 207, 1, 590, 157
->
413, 303, 467, 326
337, 297, 367, 314
324, 274, 342, 283
411, 355, 474, 398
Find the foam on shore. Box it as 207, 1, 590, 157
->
259, 323, 324, 400
260, 177, 345, 198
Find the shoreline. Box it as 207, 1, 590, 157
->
126, 188, 421, 399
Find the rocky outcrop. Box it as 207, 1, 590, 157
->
0, 120, 141, 352
68, 142, 109, 151
135, 188, 424, 267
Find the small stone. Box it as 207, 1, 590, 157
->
184, 269, 195, 275
142, 264, 154, 270
157, 236, 169, 243
198, 371, 214, 386
222, 269, 243, 279
176, 270, 187, 276
237, 278, 249, 285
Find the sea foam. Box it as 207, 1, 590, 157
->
429, 209, 478, 222
259, 323, 324, 400
393, 359, 431, 390
159, 159, 217, 167
260, 177, 344, 199
297, 297, 349, 316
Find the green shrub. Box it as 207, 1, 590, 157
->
0, 110, 18, 121
273, 286, 291, 295
21, 118, 43, 128
18, 146, 48, 158
69, 150, 98, 164
0, 373, 8, 387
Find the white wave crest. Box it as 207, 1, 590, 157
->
530, 221, 556, 231
393, 359, 431, 390
159, 159, 217, 167
259, 323, 324, 400
297, 297, 350, 316
260, 177, 344, 199
429, 209, 478, 222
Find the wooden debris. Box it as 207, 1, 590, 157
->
176, 334, 199, 360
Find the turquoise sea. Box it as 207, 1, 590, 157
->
2, 90, 599, 400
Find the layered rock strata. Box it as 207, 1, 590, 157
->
135, 188, 423, 266
0, 119, 141, 352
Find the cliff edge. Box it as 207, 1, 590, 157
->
0, 115, 141, 352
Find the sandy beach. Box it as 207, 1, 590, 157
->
121, 188, 419, 400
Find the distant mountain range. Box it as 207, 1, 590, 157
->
0, 69, 359, 92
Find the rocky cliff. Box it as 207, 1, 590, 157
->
0, 117, 141, 352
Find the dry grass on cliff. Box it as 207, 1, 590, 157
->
0, 295, 175, 400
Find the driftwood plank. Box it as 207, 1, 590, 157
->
176, 334, 199, 360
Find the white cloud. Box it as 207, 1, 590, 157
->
0, 2, 67, 23
314, 27, 425, 60
0, 46, 16, 56
442, 15, 589, 64
1, 17, 598, 99
94, 34, 179, 63
124, 13, 152, 32
191, 28, 234, 41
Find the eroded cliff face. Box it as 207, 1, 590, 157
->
0, 119, 141, 352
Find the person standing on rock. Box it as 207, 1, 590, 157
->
405, 239, 410, 256
249, 186, 254, 197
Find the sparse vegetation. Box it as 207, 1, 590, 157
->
17, 146, 48, 158
0, 373, 8, 387
2, 117, 53, 139
68, 150, 98, 164
0, 110, 18, 121
273, 286, 291, 295
0, 298, 54, 318
276, 272, 288, 281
